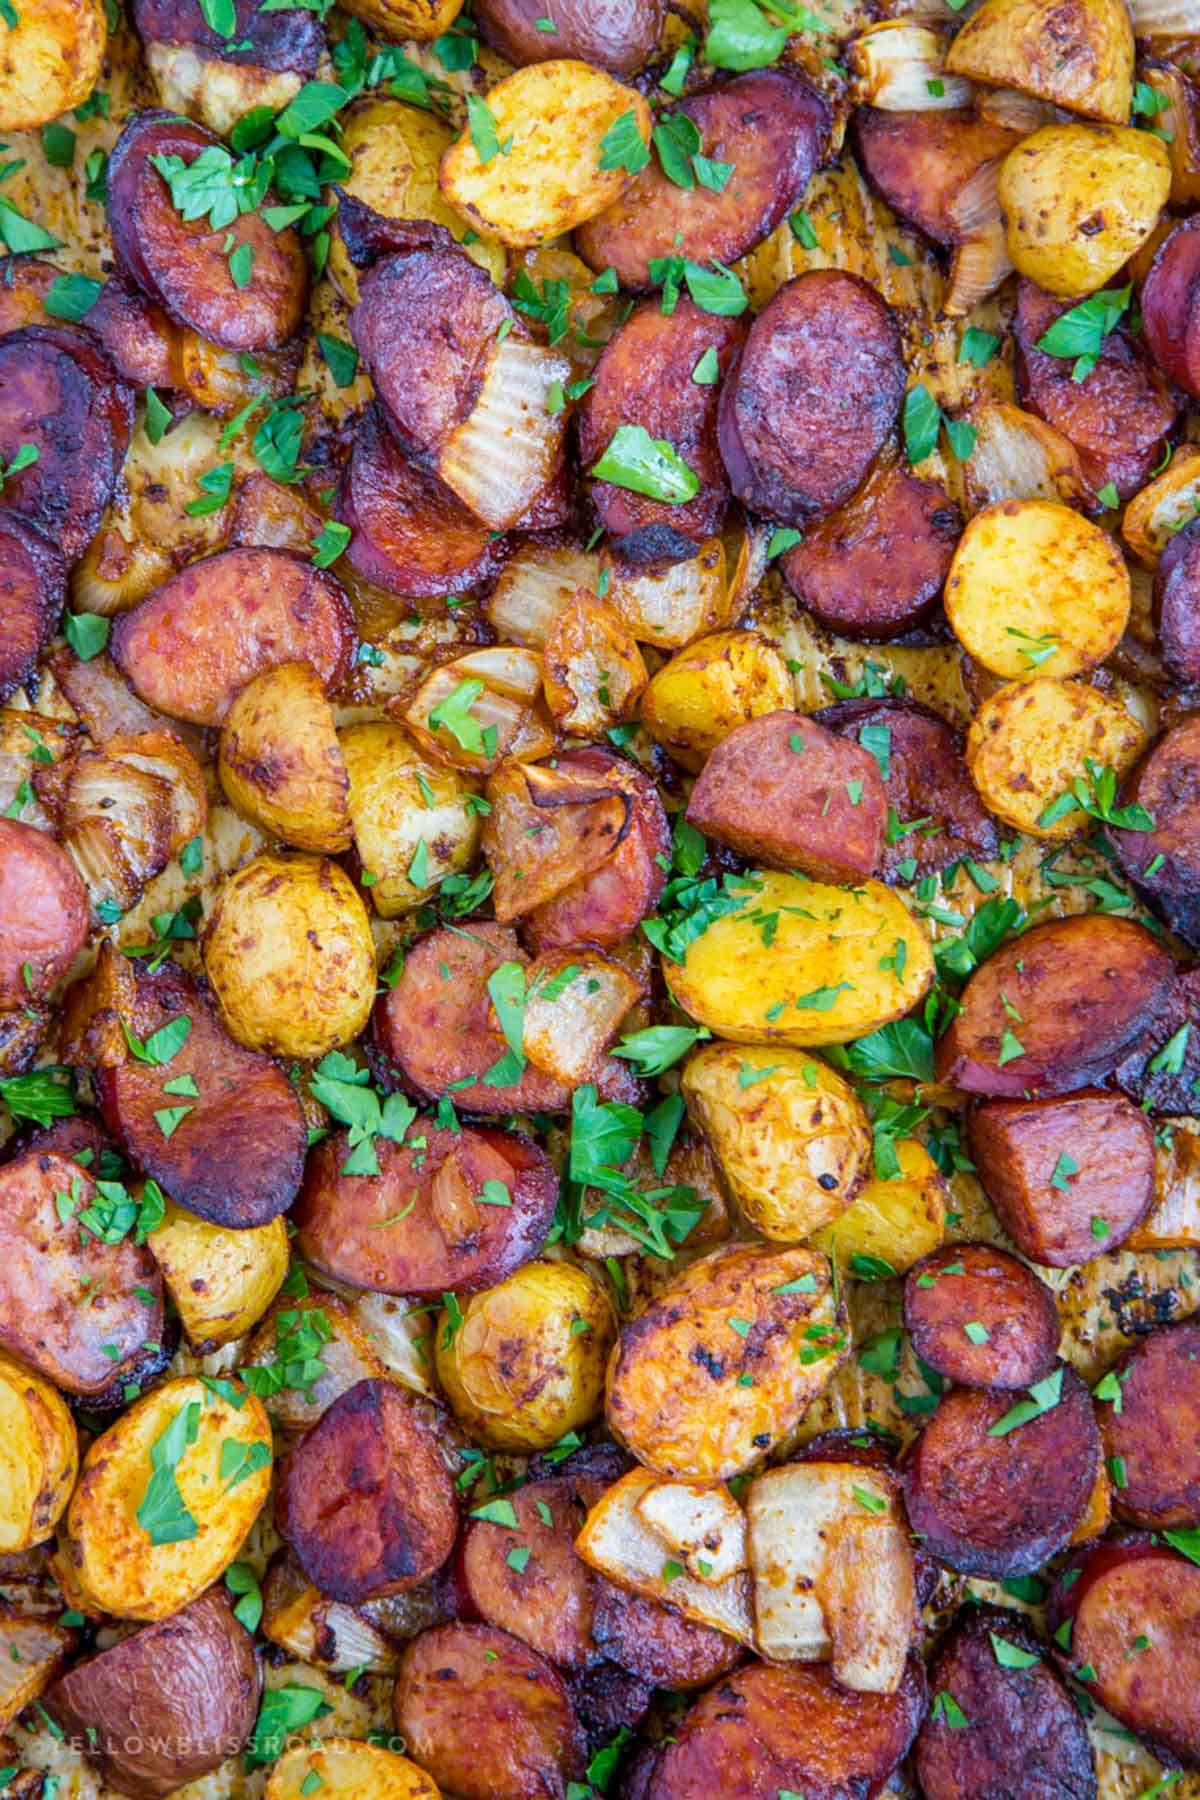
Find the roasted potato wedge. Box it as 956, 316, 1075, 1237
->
218, 661, 352, 854
945, 0, 1133, 123
809, 1140, 948, 1277
439, 60, 652, 247
640, 629, 793, 772
998, 123, 1170, 296
0, 1611, 76, 1733
340, 0, 464, 40
147, 1202, 289, 1351
966, 678, 1147, 839
0, 1355, 78, 1552
0, 0, 105, 129
268, 1740, 441, 1799
669, 871, 934, 1048
339, 721, 482, 917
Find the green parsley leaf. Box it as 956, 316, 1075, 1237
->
597, 108, 650, 174
310, 519, 351, 568
44, 272, 102, 320
590, 423, 699, 503
63, 611, 110, 661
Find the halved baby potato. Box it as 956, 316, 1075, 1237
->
809, 1139, 948, 1277
268, 1740, 441, 1799
340, 0, 464, 42
218, 661, 352, 854
945, 498, 1130, 678
0, 1354, 78, 1552
339, 721, 482, 918
640, 629, 794, 772
439, 60, 652, 247
669, 871, 934, 1048
966, 677, 1147, 839
147, 1202, 289, 1351
61, 1375, 272, 1620
945, 0, 1133, 124
0, 0, 105, 129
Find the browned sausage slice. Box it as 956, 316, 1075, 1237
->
592, 1582, 742, 1691
0, 818, 87, 1005
914, 1605, 1096, 1800
568, 1661, 653, 1739
45, 1590, 260, 1800
86, 271, 180, 391
111, 546, 356, 725
336, 401, 505, 601
476, 0, 663, 72
579, 298, 743, 565
781, 458, 961, 639
1014, 280, 1176, 501
816, 697, 998, 879
1153, 518, 1200, 685
107, 111, 308, 351
1114, 966, 1200, 1114
646, 1656, 926, 1800
132, 0, 321, 71
853, 108, 1022, 247
1048, 1536, 1200, 1767
933, 915, 1176, 1097
903, 1366, 1098, 1578
0, 515, 65, 701
1142, 213, 1200, 399
0, 1145, 165, 1396
277, 1378, 457, 1605
717, 272, 904, 525
576, 71, 829, 291
456, 1476, 596, 1670
903, 1243, 1060, 1390
967, 1091, 1156, 1266
684, 710, 887, 881
395, 1622, 586, 1800
294, 1123, 557, 1296
1110, 716, 1200, 947
1096, 1322, 1200, 1528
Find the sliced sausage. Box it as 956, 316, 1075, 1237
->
1109, 717, 1200, 947
816, 697, 998, 879
576, 70, 829, 290
0, 1145, 165, 1396
1014, 280, 1177, 501
1153, 517, 1200, 685
568, 1661, 653, 1739
333, 191, 455, 274
646, 1656, 926, 1800
684, 709, 887, 882
294, 1122, 558, 1296
933, 914, 1177, 1097
336, 401, 505, 601
0, 515, 65, 701
395, 1622, 586, 1800
1048, 1536, 1200, 1768
717, 272, 905, 526
780, 458, 961, 639
0, 254, 60, 332
903, 1244, 1060, 1390
853, 109, 1022, 247
456, 1476, 595, 1670
579, 298, 743, 565
1096, 1323, 1200, 1528
132, 0, 321, 71
0, 819, 87, 1006
1114, 964, 1200, 1115
277, 1377, 457, 1606
0, 325, 132, 562
86, 271, 179, 392
914, 1604, 1096, 1800
107, 111, 308, 351
968, 1091, 1156, 1267
476, 0, 662, 73
1142, 213, 1200, 400
45, 1590, 260, 1800
592, 1582, 743, 1691
903, 1366, 1098, 1578
111, 546, 356, 725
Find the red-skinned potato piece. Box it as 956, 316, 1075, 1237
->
475, 0, 662, 73
277, 1377, 457, 1606
902, 1243, 1060, 1390
0, 514, 65, 701
816, 697, 998, 879
903, 1366, 1098, 1578
579, 299, 743, 565
914, 1604, 1096, 1800
1142, 213, 1200, 399
1014, 280, 1176, 501
1153, 517, 1200, 686
455, 1476, 596, 1670
0, 819, 87, 1006
645, 1656, 926, 1800
132, 0, 322, 71
0, 1145, 165, 1397
0, 325, 132, 562
717, 272, 905, 526
967, 1090, 1156, 1267
1096, 1323, 1200, 1528
853, 108, 1022, 247
107, 111, 308, 351
933, 914, 1176, 1097
294, 1123, 557, 1296
111, 546, 356, 725
780, 457, 961, 639
1047, 1536, 1200, 1768
336, 402, 506, 601
576, 70, 829, 291
44, 1590, 261, 1800
395, 1622, 586, 1800
684, 710, 886, 881
592, 1582, 743, 1692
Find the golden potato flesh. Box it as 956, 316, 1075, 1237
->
338, 721, 482, 918
435, 1260, 616, 1451
997, 123, 1170, 297
62, 1375, 272, 1620
809, 1139, 948, 1277
945, 499, 1130, 678
0, 1353, 77, 1552
267, 1740, 441, 1799
640, 629, 794, 772
218, 661, 352, 854
0, 0, 105, 129
945, 0, 1133, 124
339, 0, 464, 42
203, 852, 377, 1059
681, 1044, 872, 1243
669, 870, 934, 1047
148, 1202, 289, 1351
966, 678, 1147, 840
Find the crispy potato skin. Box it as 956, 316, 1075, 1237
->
45, 1589, 260, 1799
147, 1203, 288, 1350
1109, 716, 1200, 948
606, 1244, 846, 1479
0, 0, 105, 129
945, 0, 1133, 124
218, 661, 352, 853
1095, 1323, 1200, 1528
809, 1138, 947, 1276
681, 1045, 871, 1244
0, 819, 87, 1008
965, 678, 1146, 839
340, 0, 463, 37
267, 1741, 442, 1799
902, 1243, 1060, 1390
0, 1353, 78, 1551
476, 0, 662, 73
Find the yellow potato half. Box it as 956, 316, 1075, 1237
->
640, 629, 793, 772
0, 0, 105, 130
218, 661, 352, 854
966, 678, 1147, 839
809, 1139, 948, 1277
945, 499, 1130, 678
998, 124, 1170, 297
148, 1202, 289, 1351
945, 0, 1133, 125
267, 1740, 441, 1799
339, 721, 482, 919
0, 1354, 78, 1552
339, 0, 464, 42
